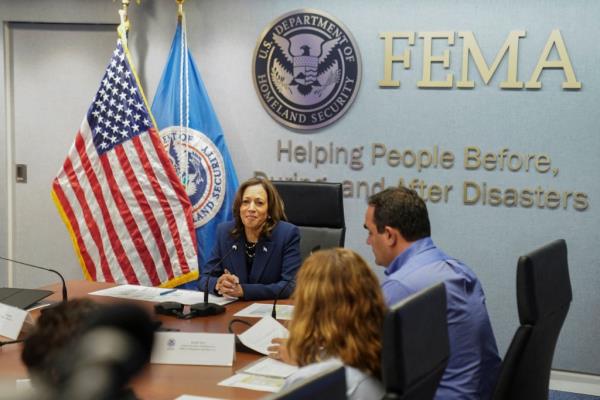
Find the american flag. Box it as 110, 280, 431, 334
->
52, 40, 199, 287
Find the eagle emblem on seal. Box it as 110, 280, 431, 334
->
166, 141, 207, 202
253, 9, 361, 130
159, 126, 226, 227
271, 33, 342, 102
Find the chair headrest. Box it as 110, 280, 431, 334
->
382, 283, 449, 392
517, 239, 572, 325
272, 181, 345, 228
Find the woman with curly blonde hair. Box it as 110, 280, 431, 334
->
279, 248, 385, 399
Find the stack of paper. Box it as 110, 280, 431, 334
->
234, 303, 294, 320
218, 357, 298, 393
217, 317, 298, 393
90, 284, 235, 306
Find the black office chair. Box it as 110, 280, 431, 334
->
492, 239, 572, 400
382, 283, 449, 400
272, 181, 345, 260
263, 364, 347, 400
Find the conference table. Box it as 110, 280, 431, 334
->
0, 280, 289, 400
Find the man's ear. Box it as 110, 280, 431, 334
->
384, 226, 398, 246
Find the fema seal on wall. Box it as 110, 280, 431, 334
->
159, 127, 226, 228
253, 9, 361, 130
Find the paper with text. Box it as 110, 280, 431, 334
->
237, 316, 289, 356
240, 357, 298, 378
90, 284, 235, 306
234, 303, 294, 320
218, 373, 284, 393
0, 303, 27, 340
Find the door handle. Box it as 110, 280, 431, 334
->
16, 164, 27, 183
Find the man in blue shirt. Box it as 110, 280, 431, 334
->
364, 187, 501, 400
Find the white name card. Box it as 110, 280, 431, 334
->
151, 332, 235, 366
0, 302, 27, 340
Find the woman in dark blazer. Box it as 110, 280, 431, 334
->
199, 177, 301, 300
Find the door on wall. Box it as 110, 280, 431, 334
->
9, 23, 116, 288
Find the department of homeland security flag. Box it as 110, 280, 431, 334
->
151, 16, 239, 273
52, 33, 199, 287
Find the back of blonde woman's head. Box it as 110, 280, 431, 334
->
287, 248, 385, 377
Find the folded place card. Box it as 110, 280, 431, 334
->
0, 302, 28, 340
151, 332, 235, 366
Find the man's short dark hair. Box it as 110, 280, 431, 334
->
368, 187, 431, 241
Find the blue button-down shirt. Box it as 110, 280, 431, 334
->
382, 237, 501, 400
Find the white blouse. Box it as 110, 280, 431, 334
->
283, 358, 385, 400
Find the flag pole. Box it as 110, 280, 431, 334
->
175, 0, 190, 189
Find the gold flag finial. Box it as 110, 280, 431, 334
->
176, 0, 185, 17
113, 0, 142, 34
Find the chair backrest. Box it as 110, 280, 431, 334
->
492, 239, 572, 400
272, 181, 345, 260
382, 283, 449, 400
264, 365, 347, 400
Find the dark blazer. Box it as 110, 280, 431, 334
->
199, 220, 301, 300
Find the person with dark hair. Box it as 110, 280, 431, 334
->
21, 298, 100, 387
364, 187, 501, 400
21, 299, 153, 400
274, 248, 385, 400
199, 177, 301, 300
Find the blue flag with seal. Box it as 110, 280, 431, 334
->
151, 13, 238, 287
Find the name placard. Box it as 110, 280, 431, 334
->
0, 303, 27, 340
151, 332, 235, 366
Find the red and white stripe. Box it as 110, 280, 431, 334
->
52, 117, 198, 286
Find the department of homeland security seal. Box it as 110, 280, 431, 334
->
159, 127, 226, 228
253, 9, 361, 130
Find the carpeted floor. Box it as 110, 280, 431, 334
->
550, 390, 600, 400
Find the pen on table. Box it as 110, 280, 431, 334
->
159, 288, 177, 296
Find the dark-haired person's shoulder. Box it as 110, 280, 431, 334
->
273, 220, 299, 235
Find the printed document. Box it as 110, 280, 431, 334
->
234, 303, 294, 320
237, 316, 289, 355
240, 357, 298, 378
218, 373, 285, 393
90, 284, 235, 305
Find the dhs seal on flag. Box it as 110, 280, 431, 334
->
253, 9, 361, 130
159, 127, 226, 228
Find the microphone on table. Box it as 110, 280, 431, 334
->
191, 244, 239, 317
0, 256, 68, 301
272, 279, 295, 319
